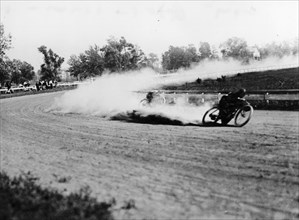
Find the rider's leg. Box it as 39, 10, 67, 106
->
218, 96, 229, 116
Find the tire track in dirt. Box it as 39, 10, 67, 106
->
1, 91, 299, 219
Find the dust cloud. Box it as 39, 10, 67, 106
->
50, 55, 298, 124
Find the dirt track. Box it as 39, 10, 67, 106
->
1, 91, 298, 219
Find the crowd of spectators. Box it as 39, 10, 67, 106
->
35, 80, 58, 91
2, 79, 58, 94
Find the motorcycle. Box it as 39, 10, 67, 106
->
202, 99, 253, 127
140, 91, 166, 107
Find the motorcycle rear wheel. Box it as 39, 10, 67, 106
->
202, 107, 220, 124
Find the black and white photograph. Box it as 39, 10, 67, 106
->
0, 1, 298, 219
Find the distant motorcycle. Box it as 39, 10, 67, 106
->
140, 91, 166, 107
202, 99, 253, 127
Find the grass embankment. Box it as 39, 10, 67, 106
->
164, 67, 299, 92
164, 67, 299, 110
0, 172, 114, 220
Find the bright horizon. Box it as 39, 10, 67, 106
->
1, 1, 298, 71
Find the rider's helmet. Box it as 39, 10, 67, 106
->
236, 88, 246, 98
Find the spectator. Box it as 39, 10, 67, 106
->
5, 80, 13, 94
23, 81, 29, 87
49, 80, 53, 89
41, 80, 48, 90
36, 81, 41, 91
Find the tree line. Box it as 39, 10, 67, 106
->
1, 23, 298, 87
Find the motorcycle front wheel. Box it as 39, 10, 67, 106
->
140, 99, 149, 107
234, 105, 253, 127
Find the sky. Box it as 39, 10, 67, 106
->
1, 1, 298, 71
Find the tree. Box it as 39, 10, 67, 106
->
198, 42, 212, 60
67, 45, 104, 80
6, 59, 35, 85
185, 44, 200, 63
162, 45, 199, 71
260, 42, 284, 58
1, 59, 35, 85
38, 46, 64, 81
259, 40, 298, 59
162, 46, 184, 71
210, 45, 220, 60
291, 38, 299, 55
18, 61, 35, 83
84, 45, 105, 76
0, 23, 12, 85
100, 36, 147, 72
146, 53, 160, 69
67, 55, 84, 80
0, 58, 11, 85
0, 24, 35, 86
220, 37, 251, 62
68, 37, 147, 79
0, 23, 12, 59
8, 59, 21, 85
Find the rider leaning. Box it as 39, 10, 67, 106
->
146, 92, 154, 103
219, 88, 247, 117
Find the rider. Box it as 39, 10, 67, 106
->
218, 88, 247, 120
146, 91, 154, 103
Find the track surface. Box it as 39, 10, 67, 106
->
1, 92, 299, 219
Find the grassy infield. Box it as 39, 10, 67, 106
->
0, 172, 114, 220
0, 67, 298, 219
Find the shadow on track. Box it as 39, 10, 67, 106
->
110, 110, 236, 127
